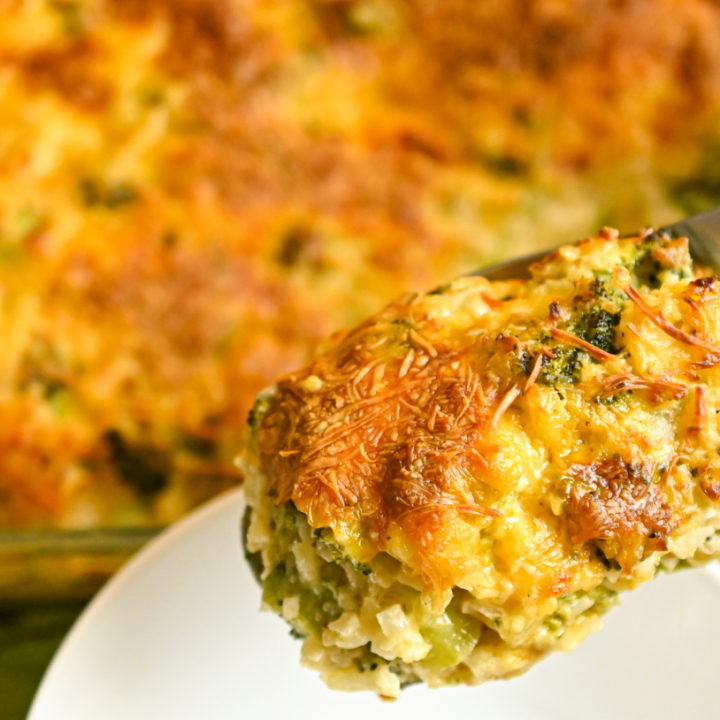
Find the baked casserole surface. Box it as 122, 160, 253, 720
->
3, 0, 720, 530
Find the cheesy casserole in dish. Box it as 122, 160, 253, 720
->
2, 1, 720, 562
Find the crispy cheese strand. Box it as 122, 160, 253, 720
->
613, 266, 720, 359
550, 327, 616, 361
597, 373, 687, 401
490, 384, 520, 428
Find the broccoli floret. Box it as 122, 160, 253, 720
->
105, 430, 168, 496
242, 506, 264, 583
539, 347, 583, 385
632, 244, 668, 290
573, 308, 621, 355
627, 235, 692, 289
247, 389, 276, 433
536, 304, 620, 385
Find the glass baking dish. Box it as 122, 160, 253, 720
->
0, 527, 161, 603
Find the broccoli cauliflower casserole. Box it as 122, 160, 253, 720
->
241, 229, 720, 697
4, 0, 720, 535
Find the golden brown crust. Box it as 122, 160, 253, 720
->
252, 231, 720, 601
13, 40, 111, 111
564, 457, 677, 571
5, 0, 720, 532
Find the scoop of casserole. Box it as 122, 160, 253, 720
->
240, 229, 720, 697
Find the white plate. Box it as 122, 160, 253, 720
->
30, 488, 720, 720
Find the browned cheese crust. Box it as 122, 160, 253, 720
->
4, 0, 720, 530
252, 231, 720, 602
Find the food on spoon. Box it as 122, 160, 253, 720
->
240, 228, 720, 698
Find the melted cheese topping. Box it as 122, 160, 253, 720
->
254, 232, 720, 597
244, 231, 720, 694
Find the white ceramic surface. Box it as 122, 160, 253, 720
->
30, 488, 720, 720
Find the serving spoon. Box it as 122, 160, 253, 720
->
478, 205, 720, 281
